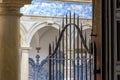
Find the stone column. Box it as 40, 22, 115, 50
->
21, 47, 30, 80
0, 2, 30, 80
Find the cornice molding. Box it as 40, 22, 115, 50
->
20, 0, 31, 4
0, 0, 31, 15
0, 0, 31, 5
0, 3, 22, 15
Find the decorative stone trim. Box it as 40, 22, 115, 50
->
21, 47, 31, 53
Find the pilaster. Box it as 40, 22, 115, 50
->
21, 47, 31, 80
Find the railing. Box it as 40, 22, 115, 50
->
49, 13, 97, 80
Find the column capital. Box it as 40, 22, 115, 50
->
21, 47, 31, 53
0, 0, 31, 5
0, 3, 22, 15
0, 0, 31, 15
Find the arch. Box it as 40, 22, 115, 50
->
20, 23, 28, 39
76, 27, 92, 49
20, 23, 28, 46
26, 22, 61, 45
82, 24, 92, 30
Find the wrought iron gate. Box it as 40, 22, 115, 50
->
48, 13, 96, 80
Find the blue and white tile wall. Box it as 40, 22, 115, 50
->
29, 55, 49, 80
20, 0, 92, 18
29, 54, 93, 80
29, 51, 64, 80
